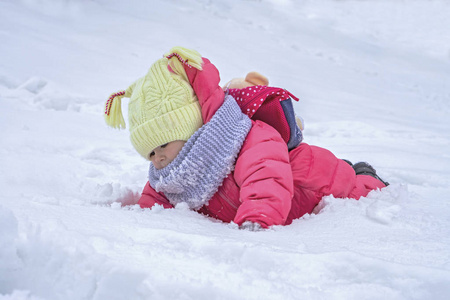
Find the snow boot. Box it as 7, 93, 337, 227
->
353, 162, 389, 186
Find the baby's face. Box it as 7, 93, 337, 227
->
149, 140, 186, 170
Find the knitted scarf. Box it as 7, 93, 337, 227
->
148, 95, 252, 209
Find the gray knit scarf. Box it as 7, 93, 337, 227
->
148, 95, 252, 210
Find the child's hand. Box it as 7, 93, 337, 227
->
239, 221, 264, 231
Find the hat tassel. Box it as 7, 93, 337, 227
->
104, 91, 126, 129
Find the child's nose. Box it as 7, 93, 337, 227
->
155, 152, 165, 162
153, 152, 166, 168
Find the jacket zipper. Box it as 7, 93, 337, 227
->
218, 189, 239, 210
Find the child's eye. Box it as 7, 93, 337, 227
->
161, 143, 169, 148
149, 151, 155, 158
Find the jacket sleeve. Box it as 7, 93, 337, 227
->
184, 57, 225, 123
138, 181, 174, 209
233, 121, 294, 228
289, 143, 386, 200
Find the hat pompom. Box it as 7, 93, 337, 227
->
166, 46, 203, 69
104, 83, 135, 129
165, 46, 203, 82
104, 91, 126, 129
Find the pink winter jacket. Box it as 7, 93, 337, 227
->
138, 58, 386, 228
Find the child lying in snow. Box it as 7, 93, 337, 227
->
104, 46, 388, 230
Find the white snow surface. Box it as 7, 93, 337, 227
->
1, 0, 450, 299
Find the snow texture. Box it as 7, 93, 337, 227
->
1, 0, 450, 299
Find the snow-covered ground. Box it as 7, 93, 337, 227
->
1, 0, 450, 299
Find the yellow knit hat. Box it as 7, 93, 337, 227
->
104, 47, 204, 160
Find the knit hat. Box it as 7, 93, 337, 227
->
104, 47, 204, 160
